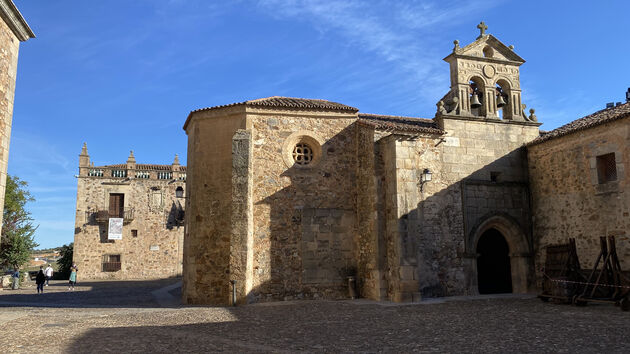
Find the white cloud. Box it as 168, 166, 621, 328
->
254, 0, 502, 109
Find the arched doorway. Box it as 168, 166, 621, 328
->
477, 228, 512, 294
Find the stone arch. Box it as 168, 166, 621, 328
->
468, 213, 532, 294
468, 76, 486, 116
495, 78, 513, 120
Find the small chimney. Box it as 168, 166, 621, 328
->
606, 102, 614, 109
616, 102, 622, 106
626, 87, 630, 102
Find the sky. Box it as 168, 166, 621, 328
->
8, 0, 630, 249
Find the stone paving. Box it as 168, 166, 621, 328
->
1, 279, 629, 353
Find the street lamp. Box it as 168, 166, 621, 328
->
420, 168, 432, 192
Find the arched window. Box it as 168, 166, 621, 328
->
495, 79, 512, 120
482, 46, 494, 58
469, 77, 485, 116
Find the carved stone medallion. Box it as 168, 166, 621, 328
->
482, 64, 496, 79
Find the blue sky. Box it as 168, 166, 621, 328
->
9, 0, 630, 249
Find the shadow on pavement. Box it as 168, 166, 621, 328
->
0, 277, 182, 308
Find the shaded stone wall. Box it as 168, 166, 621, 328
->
528, 118, 630, 280
414, 116, 540, 296
230, 129, 254, 304
356, 127, 385, 300
73, 173, 185, 280
183, 107, 247, 305
0, 17, 19, 236
249, 110, 358, 301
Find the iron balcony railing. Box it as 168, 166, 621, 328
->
102, 262, 121, 272
93, 208, 134, 224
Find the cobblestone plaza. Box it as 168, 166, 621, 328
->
1, 280, 628, 353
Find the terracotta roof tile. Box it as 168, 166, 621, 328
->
190, 96, 358, 115
529, 102, 630, 145
358, 113, 444, 135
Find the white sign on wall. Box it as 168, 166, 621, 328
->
108, 218, 123, 240
149, 245, 159, 251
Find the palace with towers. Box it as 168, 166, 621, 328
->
72, 144, 186, 280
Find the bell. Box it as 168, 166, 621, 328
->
496, 95, 507, 108
470, 94, 482, 108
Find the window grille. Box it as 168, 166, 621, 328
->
178, 173, 186, 181
102, 254, 121, 272
135, 171, 150, 179
157, 171, 172, 180
596, 153, 617, 184
88, 169, 104, 177
111, 169, 127, 178
292, 143, 313, 165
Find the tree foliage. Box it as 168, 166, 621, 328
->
0, 175, 38, 270
57, 242, 73, 278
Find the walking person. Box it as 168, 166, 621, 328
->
44, 264, 53, 286
68, 264, 78, 291
35, 266, 46, 294
11, 268, 19, 290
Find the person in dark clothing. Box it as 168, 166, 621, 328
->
35, 266, 46, 294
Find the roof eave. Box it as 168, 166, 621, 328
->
0, 0, 35, 41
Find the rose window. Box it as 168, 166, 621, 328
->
292, 143, 313, 165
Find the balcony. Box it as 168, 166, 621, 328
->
93, 208, 134, 224
102, 262, 121, 272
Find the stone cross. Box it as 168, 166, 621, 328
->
477, 21, 488, 38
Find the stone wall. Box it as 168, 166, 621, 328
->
0, 15, 20, 236
73, 165, 185, 280
355, 127, 385, 300
528, 117, 630, 280
414, 116, 540, 296
183, 107, 248, 305
249, 110, 358, 302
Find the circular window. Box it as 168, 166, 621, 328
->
292, 143, 313, 165
282, 131, 324, 169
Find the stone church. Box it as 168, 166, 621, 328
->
73, 144, 186, 280
181, 24, 629, 305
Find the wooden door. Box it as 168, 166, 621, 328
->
109, 193, 124, 218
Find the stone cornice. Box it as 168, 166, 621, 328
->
437, 114, 542, 127
444, 54, 524, 67
0, 0, 34, 42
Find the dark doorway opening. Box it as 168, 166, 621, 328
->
477, 228, 512, 294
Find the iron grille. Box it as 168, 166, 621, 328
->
596, 153, 617, 184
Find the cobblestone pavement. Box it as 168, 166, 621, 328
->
1, 280, 628, 353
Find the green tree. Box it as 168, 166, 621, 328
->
0, 175, 38, 270
57, 242, 73, 278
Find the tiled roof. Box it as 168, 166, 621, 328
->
529, 102, 630, 145
189, 96, 358, 115
95, 164, 187, 171
358, 113, 444, 135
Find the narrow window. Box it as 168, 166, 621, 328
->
596, 153, 617, 184
131, 229, 138, 237
490, 171, 501, 183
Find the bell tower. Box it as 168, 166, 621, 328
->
436, 22, 537, 122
